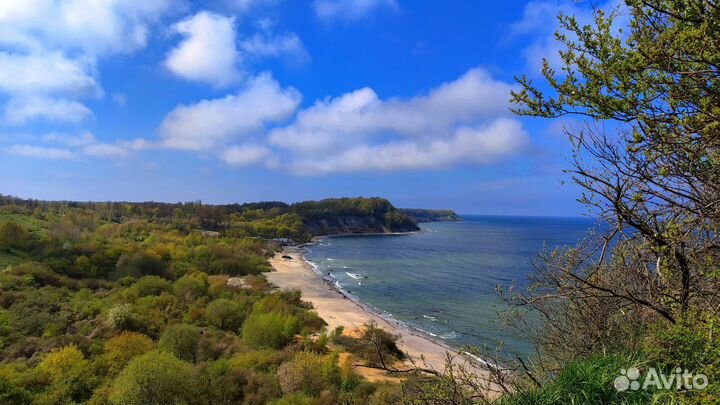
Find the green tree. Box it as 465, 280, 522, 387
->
196, 359, 248, 405
106, 304, 134, 330
158, 324, 200, 363
0, 221, 30, 252
241, 311, 297, 349
173, 272, 208, 302
36, 346, 93, 404
100, 332, 154, 375
509, 0, 720, 357
108, 350, 195, 405
204, 298, 246, 332
125, 275, 172, 299
277, 352, 340, 396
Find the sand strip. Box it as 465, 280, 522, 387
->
266, 246, 490, 377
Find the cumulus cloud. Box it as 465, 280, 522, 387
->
0, 0, 178, 55
0, 0, 177, 125
263, 68, 529, 175
4, 96, 93, 125
0, 51, 100, 97
269, 68, 516, 153
7, 144, 76, 159
165, 11, 243, 87
220, 144, 273, 166
159, 73, 301, 150
291, 119, 529, 175
313, 0, 397, 21
164, 12, 309, 86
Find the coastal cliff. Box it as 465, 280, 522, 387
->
292, 198, 420, 235
400, 208, 463, 223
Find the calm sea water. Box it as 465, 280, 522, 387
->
305, 215, 596, 357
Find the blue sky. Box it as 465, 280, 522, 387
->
0, 0, 598, 216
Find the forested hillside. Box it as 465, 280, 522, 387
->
0, 196, 421, 405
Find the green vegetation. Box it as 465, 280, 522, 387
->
399, 209, 462, 223
0, 196, 426, 405
391, 1, 720, 404
478, 1, 720, 404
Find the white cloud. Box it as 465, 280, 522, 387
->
263, 68, 529, 175
0, 0, 177, 125
0, 51, 100, 97
291, 119, 529, 175
269, 68, 516, 153
159, 73, 302, 150
165, 11, 309, 86
220, 144, 273, 166
4, 96, 92, 125
7, 144, 76, 159
165, 11, 242, 87
0, 0, 179, 55
38, 131, 135, 158
231, 0, 279, 12
313, 0, 397, 21
42, 131, 96, 147
83, 143, 129, 158
240, 32, 309, 63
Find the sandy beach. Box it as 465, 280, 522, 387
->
266, 246, 491, 377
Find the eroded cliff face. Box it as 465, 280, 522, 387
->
291, 197, 420, 236
301, 214, 419, 236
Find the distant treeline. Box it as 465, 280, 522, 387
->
0, 195, 428, 241
399, 208, 462, 223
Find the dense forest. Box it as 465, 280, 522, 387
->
0, 196, 431, 405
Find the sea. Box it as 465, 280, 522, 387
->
304, 215, 597, 358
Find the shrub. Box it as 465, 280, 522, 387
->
277, 352, 329, 396
205, 298, 246, 331
101, 332, 154, 375
158, 324, 200, 363
8, 262, 77, 288
173, 272, 208, 302
106, 304, 134, 330
498, 354, 651, 405
0, 221, 30, 252
196, 359, 248, 405
108, 350, 194, 405
36, 346, 93, 404
369, 383, 402, 405
231, 350, 289, 372
243, 371, 282, 405
241, 311, 298, 349
269, 393, 314, 405
125, 276, 172, 299
0, 377, 31, 405
113, 252, 166, 279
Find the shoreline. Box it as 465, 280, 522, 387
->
266, 245, 494, 378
